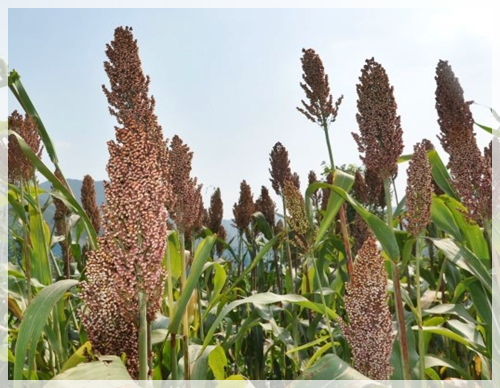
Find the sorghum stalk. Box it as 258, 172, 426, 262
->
19, 176, 32, 303
179, 229, 190, 380
384, 177, 411, 380
406, 141, 433, 379
297, 48, 352, 278
139, 292, 148, 380
415, 234, 425, 379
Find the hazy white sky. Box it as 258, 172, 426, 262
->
8, 8, 492, 218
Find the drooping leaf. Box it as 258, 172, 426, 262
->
14, 279, 78, 380
48, 356, 132, 382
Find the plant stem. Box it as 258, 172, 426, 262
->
323, 128, 335, 172
322, 127, 353, 278
415, 234, 426, 380
20, 177, 32, 304
281, 196, 295, 293
179, 230, 190, 380
384, 177, 411, 380
138, 291, 148, 380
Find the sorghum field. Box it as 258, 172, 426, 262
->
5, 26, 496, 382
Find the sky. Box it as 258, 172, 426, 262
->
8, 8, 493, 219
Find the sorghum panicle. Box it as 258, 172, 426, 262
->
435, 60, 491, 222
81, 174, 102, 234
352, 58, 404, 180
297, 48, 343, 127
208, 188, 224, 233
232, 180, 255, 232
80, 26, 170, 377
269, 142, 294, 196
338, 236, 395, 380
283, 180, 309, 250
405, 142, 433, 237
255, 186, 276, 228
8, 110, 43, 185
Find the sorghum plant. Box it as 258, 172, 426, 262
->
338, 236, 395, 380
81, 174, 101, 234
405, 141, 433, 379
435, 60, 492, 224
80, 26, 170, 378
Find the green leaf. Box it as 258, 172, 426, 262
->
169, 235, 216, 334
442, 195, 490, 263
425, 355, 472, 380
9, 70, 60, 167
28, 203, 52, 286
305, 170, 354, 246
48, 356, 132, 382
431, 238, 491, 293
200, 292, 337, 358
209, 345, 227, 380
431, 195, 462, 240
14, 279, 78, 380
424, 303, 479, 325
328, 185, 400, 262
252, 211, 272, 240
293, 353, 371, 381
8, 131, 97, 249
427, 150, 458, 200
416, 326, 488, 357
60, 342, 93, 373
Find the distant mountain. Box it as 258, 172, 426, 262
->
38, 179, 239, 245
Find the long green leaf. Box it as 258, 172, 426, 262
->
9, 70, 60, 167
425, 355, 472, 380
14, 279, 78, 381
47, 356, 132, 382
168, 235, 216, 334
200, 292, 337, 358
427, 150, 458, 200
431, 238, 491, 293
293, 353, 372, 381
305, 170, 354, 246
324, 184, 400, 262
8, 131, 97, 249
431, 195, 462, 240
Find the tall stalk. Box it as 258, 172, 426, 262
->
138, 291, 148, 380
322, 127, 353, 278
19, 176, 32, 304
179, 230, 190, 380
415, 234, 426, 379
384, 177, 411, 380
281, 196, 295, 293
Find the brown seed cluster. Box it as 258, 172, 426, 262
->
208, 188, 224, 233
255, 186, 276, 228
233, 180, 255, 232
308, 170, 322, 209
420, 139, 444, 196
80, 26, 170, 378
269, 142, 294, 196
435, 60, 491, 222
283, 180, 309, 250
166, 135, 203, 234
216, 224, 227, 257
53, 169, 71, 276
338, 236, 395, 380
352, 58, 404, 180
297, 48, 343, 127
81, 174, 102, 234
351, 170, 371, 252
8, 110, 43, 185
405, 142, 433, 237
321, 171, 334, 211
489, 138, 499, 217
